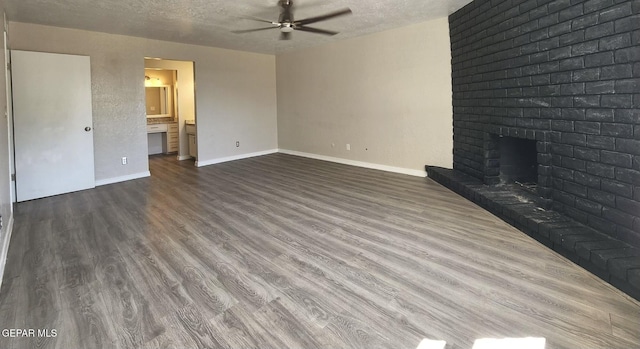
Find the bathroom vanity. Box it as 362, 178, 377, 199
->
147, 122, 178, 155
146, 80, 179, 155
185, 120, 197, 158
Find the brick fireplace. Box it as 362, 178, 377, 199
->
428, 0, 640, 299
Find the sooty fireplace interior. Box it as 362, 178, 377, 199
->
499, 136, 538, 190
482, 131, 553, 207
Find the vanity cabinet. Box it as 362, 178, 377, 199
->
188, 134, 197, 158
147, 123, 178, 155
147, 124, 167, 133
166, 123, 178, 153
185, 122, 196, 158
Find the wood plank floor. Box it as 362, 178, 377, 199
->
1, 153, 639, 349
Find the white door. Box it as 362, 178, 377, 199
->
12, 50, 94, 202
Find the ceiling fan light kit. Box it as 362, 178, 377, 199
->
233, 0, 352, 40
280, 23, 294, 33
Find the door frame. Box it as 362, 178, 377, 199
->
143, 57, 197, 164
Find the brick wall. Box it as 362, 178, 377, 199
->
449, 0, 640, 246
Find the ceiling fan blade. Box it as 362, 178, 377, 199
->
280, 31, 291, 40
241, 16, 277, 24
295, 26, 338, 36
294, 8, 352, 26
232, 26, 278, 34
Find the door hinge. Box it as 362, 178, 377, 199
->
6, 62, 10, 71
11, 173, 15, 181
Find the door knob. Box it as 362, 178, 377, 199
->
85, 127, 92, 131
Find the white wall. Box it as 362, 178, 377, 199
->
0, 7, 15, 289
276, 18, 453, 174
8, 22, 278, 183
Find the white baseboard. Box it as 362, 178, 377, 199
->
196, 149, 279, 167
177, 155, 192, 161
0, 213, 14, 293
96, 149, 423, 185
278, 149, 427, 177
95, 171, 151, 186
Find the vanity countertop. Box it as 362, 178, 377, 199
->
185, 119, 195, 125
147, 119, 176, 125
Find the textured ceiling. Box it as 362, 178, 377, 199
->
4, 0, 473, 54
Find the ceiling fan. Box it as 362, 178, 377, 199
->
232, 0, 352, 40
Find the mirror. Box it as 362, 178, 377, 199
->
146, 85, 172, 118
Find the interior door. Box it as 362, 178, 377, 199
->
11, 50, 94, 202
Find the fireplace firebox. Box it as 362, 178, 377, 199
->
499, 136, 538, 191
482, 130, 553, 208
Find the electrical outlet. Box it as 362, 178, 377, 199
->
236, 141, 240, 147
121, 157, 127, 165
346, 144, 351, 151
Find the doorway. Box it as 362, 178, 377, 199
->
144, 58, 196, 165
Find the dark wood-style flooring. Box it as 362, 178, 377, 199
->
1, 153, 639, 349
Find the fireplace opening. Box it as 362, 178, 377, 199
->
499, 136, 538, 192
